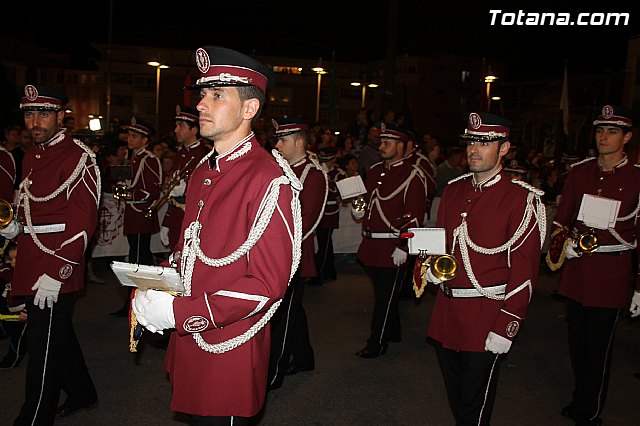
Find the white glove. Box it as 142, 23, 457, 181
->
169, 179, 187, 198
425, 265, 443, 285
484, 331, 512, 354
565, 241, 581, 259
391, 247, 408, 267
351, 207, 365, 220
132, 290, 176, 334
0, 220, 21, 239
630, 291, 640, 318
160, 226, 170, 247
31, 274, 63, 309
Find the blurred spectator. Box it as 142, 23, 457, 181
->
0, 242, 27, 369
348, 107, 371, 142
435, 146, 465, 197
341, 153, 359, 177
2, 125, 24, 189
358, 124, 382, 178
20, 128, 33, 151
62, 116, 76, 134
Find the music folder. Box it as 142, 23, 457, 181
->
110, 261, 184, 293
336, 175, 366, 200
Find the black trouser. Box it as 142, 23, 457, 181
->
14, 293, 97, 426
191, 415, 249, 426
434, 340, 502, 426
364, 267, 404, 350
268, 274, 314, 389
315, 227, 336, 281
566, 299, 618, 424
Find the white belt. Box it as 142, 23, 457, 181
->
440, 283, 506, 298
24, 223, 66, 234
326, 200, 338, 205
127, 200, 147, 204
597, 243, 636, 253
362, 231, 397, 239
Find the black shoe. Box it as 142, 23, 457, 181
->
56, 400, 98, 418
356, 344, 388, 359
285, 363, 314, 375
560, 403, 573, 419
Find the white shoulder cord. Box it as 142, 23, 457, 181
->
606, 193, 640, 249
181, 149, 302, 354
370, 167, 421, 230
19, 144, 101, 256
451, 190, 546, 301
299, 156, 328, 241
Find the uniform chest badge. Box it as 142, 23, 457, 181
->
184, 315, 209, 333
59, 264, 73, 280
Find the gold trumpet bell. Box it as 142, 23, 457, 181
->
431, 254, 459, 281
576, 232, 598, 254
0, 199, 14, 229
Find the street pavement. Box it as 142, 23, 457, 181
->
1, 256, 639, 425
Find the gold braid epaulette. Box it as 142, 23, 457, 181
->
569, 157, 596, 168
545, 227, 570, 271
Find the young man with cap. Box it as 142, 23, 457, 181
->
159, 105, 209, 251
268, 117, 327, 389
131, 46, 302, 425
354, 126, 428, 358
425, 112, 545, 425
0, 84, 100, 424
549, 105, 640, 426
311, 146, 346, 285
111, 117, 162, 316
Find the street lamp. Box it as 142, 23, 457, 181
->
484, 72, 497, 112
350, 81, 379, 108
312, 65, 327, 123
147, 61, 169, 131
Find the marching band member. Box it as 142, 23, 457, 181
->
1, 85, 100, 424
110, 118, 162, 316
355, 126, 428, 358
269, 117, 327, 389
132, 46, 302, 425
159, 105, 208, 251
426, 112, 545, 425
312, 146, 346, 285
550, 105, 640, 426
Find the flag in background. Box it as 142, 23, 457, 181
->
560, 61, 569, 136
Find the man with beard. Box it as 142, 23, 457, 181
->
1, 85, 100, 424
426, 112, 545, 425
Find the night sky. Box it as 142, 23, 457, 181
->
3, 0, 638, 82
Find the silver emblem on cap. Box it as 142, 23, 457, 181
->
176, 105, 181, 115
25, 85, 38, 101
469, 112, 482, 129
602, 105, 613, 119
195, 48, 211, 74
380, 123, 387, 133
131, 116, 137, 126
271, 118, 279, 130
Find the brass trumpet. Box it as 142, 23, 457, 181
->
427, 254, 459, 281
0, 199, 15, 229
113, 182, 130, 206
572, 228, 599, 255
351, 195, 366, 212
144, 157, 194, 219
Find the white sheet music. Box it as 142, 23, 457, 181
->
336, 175, 366, 199
407, 227, 447, 255
577, 194, 620, 230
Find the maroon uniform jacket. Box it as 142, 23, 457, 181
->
165, 137, 299, 417
357, 158, 428, 268
428, 170, 543, 351
290, 154, 327, 278
406, 150, 436, 223
0, 147, 16, 202
161, 139, 209, 249
13, 130, 100, 295
123, 148, 162, 234
317, 164, 346, 230
555, 157, 640, 308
